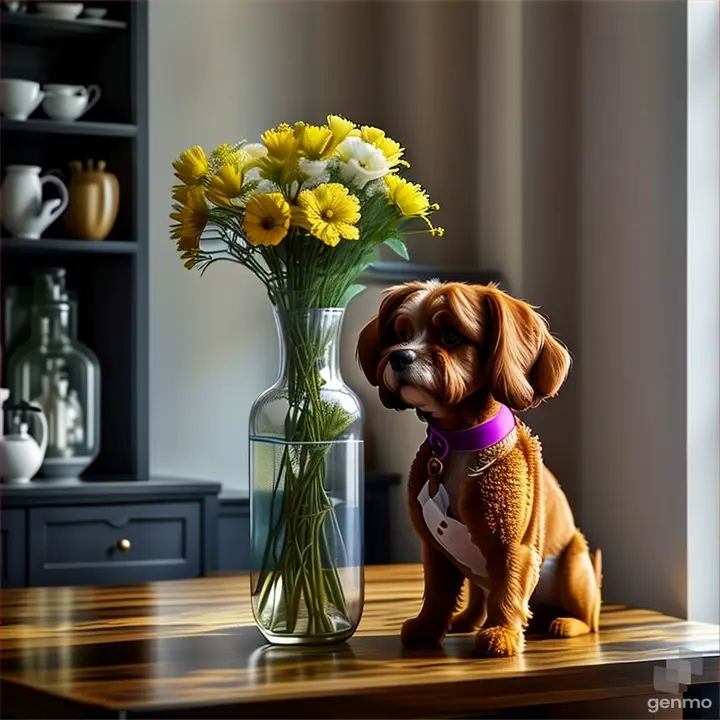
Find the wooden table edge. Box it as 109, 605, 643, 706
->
2, 654, 718, 719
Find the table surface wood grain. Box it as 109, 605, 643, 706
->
1, 565, 718, 719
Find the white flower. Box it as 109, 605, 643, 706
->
244, 166, 274, 189
335, 137, 390, 189
239, 166, 276, 206
242, 143, 268, 162
364, 178, 387, 198
298, 158, 330, 188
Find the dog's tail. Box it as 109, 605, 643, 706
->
591, 548, 603, 633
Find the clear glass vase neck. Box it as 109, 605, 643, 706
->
272, 306, 345, 386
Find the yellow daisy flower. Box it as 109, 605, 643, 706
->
210, 144, 250, 173
170, 186, 209, 251
384, 175, 443, 235
172, 146, 210, 186
243, 192, 291, 246
384, 174, 430, 217
207, 164, 243, 208
172, 184, 190, 204
261, 123, 299, 162
323, 115, 356, 157
359, 126, 407, 167
294, 122, 333, 160
295, 183, 361, 247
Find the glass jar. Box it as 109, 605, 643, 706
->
7, 268, 101, 479
249, 306, 364, 645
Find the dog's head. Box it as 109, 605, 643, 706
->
356, 281, 570, 423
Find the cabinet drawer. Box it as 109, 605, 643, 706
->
1, 509, 26, 587
28, 502, 200, 586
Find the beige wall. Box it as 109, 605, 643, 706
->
518, 2, 582, 512
578, 0, 689, 618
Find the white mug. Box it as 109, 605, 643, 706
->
42, 84, 101, 122
0, 79, 44, 121
44, 84, 85, 97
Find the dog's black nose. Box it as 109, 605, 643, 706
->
389, 349, 417, 371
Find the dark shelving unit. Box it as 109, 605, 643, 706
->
1, 11, 127, 44
2, 238, 139, 254
0, 1, 149, 479
2, 118, 138, 137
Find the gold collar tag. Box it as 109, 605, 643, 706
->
427, 456, 444, 495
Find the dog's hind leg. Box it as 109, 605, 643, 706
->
449, 581, 487, 634
549, 530, 602, 638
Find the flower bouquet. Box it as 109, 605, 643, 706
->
170, 116, 442, 644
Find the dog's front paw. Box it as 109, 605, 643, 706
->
473, 625, 524, 657
401, 616, 446, 648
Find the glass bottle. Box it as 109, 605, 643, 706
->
249, 305, 365, 645
7, 268, 101, 479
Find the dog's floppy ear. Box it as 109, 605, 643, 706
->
357, 314, 409, 410
356, 283, 425, 408
483, 287, 570, 412
356, 315, 381, 386
355, 283, 426, 384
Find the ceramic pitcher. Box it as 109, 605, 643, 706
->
1, 165, 69, 240
65, 159, 119, 240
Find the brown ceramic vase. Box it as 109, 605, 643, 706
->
64, 160, 120, 240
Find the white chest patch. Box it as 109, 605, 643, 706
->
418, 479, 491, 589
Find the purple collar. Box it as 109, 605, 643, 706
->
425, 405, 516, 463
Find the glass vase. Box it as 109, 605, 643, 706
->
6, 268, 101, 479
249, 305, 364, 645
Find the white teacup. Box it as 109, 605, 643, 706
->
0, 79, 44, 121
43, 84, 84, 97
42, 84, 101, 122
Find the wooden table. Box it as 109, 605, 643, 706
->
1, 565, 718, 719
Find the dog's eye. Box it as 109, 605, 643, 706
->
442, 328, 463, 347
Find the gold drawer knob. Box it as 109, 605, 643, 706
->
117, 538, 131, 552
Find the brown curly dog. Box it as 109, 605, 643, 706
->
356, 280, 602, 658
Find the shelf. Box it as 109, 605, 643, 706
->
361, 261, 508, 289
2, 118, 137, 137
1, 237, 138, 254
1, 11, 127, 44
0, 477, 223, 507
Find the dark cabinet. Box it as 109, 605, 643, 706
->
0, 478, 220, 588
